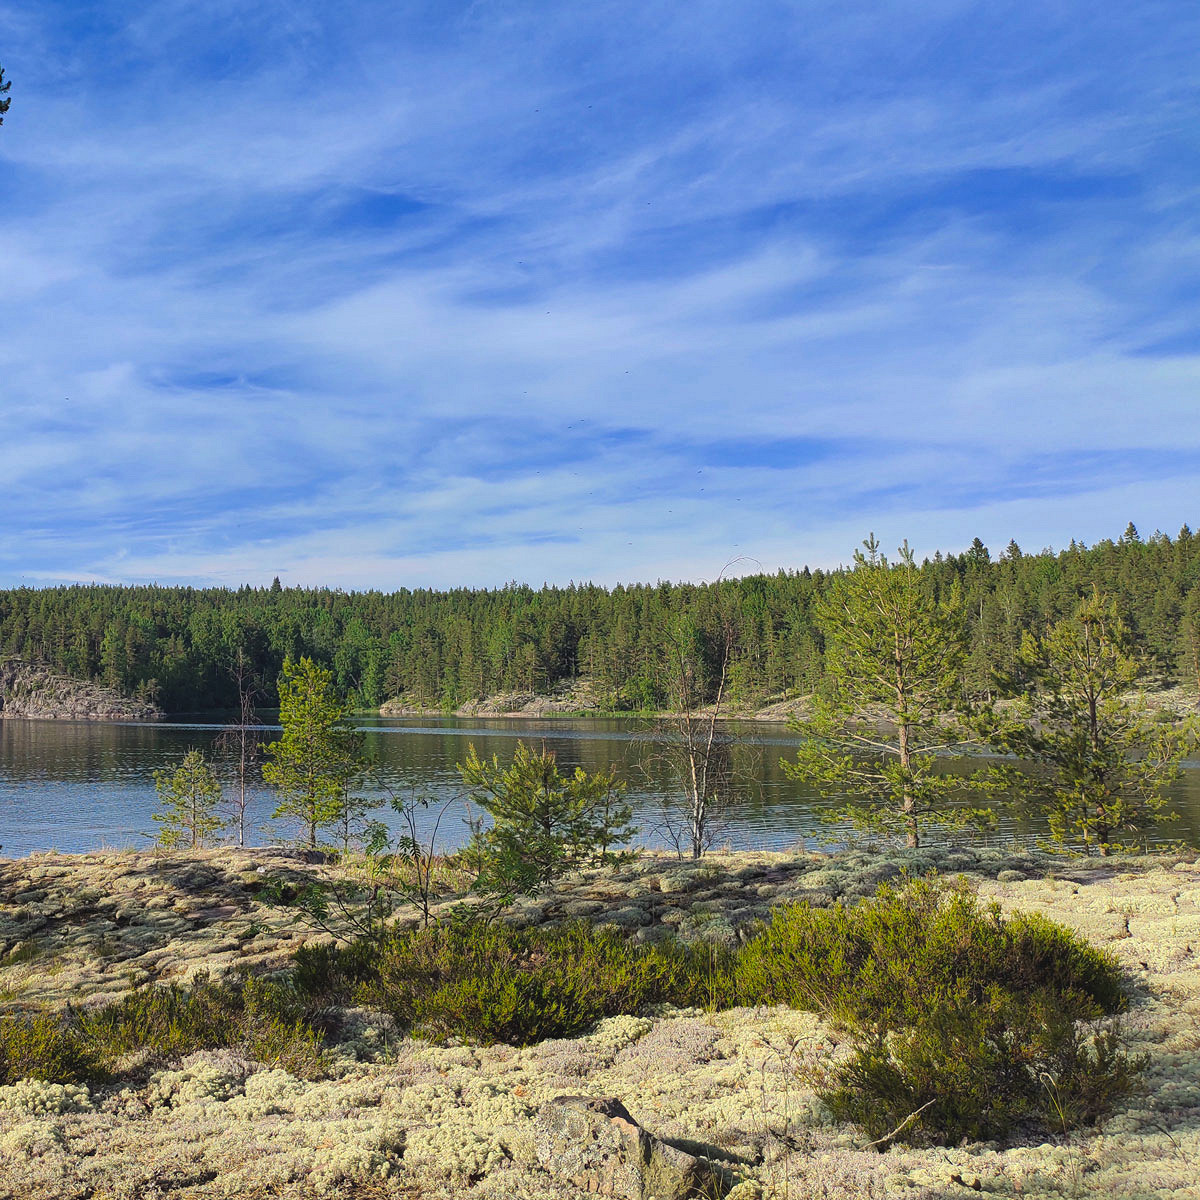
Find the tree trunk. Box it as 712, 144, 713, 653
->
898, 714, 918, 849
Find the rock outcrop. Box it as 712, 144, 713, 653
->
380, 679, 605, 718
534, 1095, 730, 1199
2, 848, 1199, 1198
0, 659, 161, 721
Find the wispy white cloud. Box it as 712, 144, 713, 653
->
1, 1, 1198, 588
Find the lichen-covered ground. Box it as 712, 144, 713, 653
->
1, 846, 1199, 1199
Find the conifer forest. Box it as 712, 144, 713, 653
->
1, 523, 1197, 714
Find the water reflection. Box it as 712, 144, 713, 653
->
1, 715, 1197, 858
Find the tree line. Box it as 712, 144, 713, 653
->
2, 522, 1199, 713
159, 545, 1198, 875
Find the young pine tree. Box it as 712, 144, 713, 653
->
990, 588, 1196, 854
782, 536, 998, 848
152, 750, 224, 849
460, 741, 636, 897
263, 657, 372, 849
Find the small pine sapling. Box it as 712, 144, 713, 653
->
152, 749, 225, 849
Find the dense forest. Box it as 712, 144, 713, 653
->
1, 523, 1198, 714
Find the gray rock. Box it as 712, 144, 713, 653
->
608, 905, 652, 928
534, 1095, 729, 1199
0, 658, 162, 721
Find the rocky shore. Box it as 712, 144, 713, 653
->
0, 660, 161, 722
378, 681, 1198, 726
1, 845, 1199, 1199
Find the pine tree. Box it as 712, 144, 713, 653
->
262, 657, 371, 848
1181, 585, 1200, 698
459, 741, 636, 897
991, 589, 1196, 854
782, 537, 997, 847
152, 750, 224, 849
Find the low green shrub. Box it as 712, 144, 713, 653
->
820, 992, 1145, 1145
735, 878, 1138, 1145
0, 1013, 107, 1086
735, 876, 1126, 1027
308, 920, 734, 1046
302, 875, 1140, 1146
77, 973, 328, 1079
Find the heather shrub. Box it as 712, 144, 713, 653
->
0, 1013, 106, 1086
820, 992, 1144, 1145
735, 878, 1140, 1145
312, 919, 734, 1046
735, 876, 1126, 1025
77, 973, 328, 1079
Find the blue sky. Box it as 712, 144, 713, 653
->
2, 1, 1199, 589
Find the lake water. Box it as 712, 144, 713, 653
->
2, 715, 1199, 858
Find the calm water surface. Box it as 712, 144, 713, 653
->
2, 715, 1198, 858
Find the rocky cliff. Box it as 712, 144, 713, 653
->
0, 659, 161, 721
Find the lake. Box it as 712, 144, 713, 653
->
2, 715, 1199, 858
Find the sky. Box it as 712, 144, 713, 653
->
1, 1, 1199, 590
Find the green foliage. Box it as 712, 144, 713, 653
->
263, 656, 374, 849
0, 1013, 107, 1086
298, 920, 729, 1046
820, 995, 1143, 1146
76, 973, 327, 1079
735, 878, 1136, 1146
988, 588, 1198, 854
783, 537, 1000, 847
287, 873, 1138, 1144
0, 62, 10, 127
3, 972, 327, 1088
152, 748, 225, 849
459, 741, 637, 898
3, 520, 1199, 717
258, 814, 429, 946
735, 877, 1126, 1025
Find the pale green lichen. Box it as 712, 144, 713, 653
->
2, 848, 1200, 1198
0, 1079, 91, 1115
0, 1119, 69, 1158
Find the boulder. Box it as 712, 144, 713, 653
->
534, 1095, 729, 1199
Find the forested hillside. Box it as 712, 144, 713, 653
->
1, 523, 1198, 714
